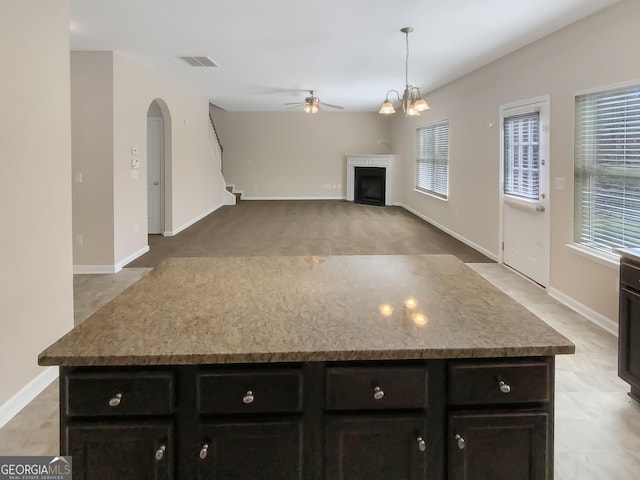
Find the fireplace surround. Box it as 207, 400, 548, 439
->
346, 155, 394, 206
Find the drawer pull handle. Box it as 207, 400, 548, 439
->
455, 434, 465, 450
108, 393, 123, 407
199, 443, 209, 460
243, 390, 255, 404
498, 380, 511, 394
155, 445, 166, 461
416, 436, 426, 452
373, 386, 385, 400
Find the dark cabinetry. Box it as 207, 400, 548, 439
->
447, 358, 553, 480
60, 358, 553, 480
619, 260, 640, 402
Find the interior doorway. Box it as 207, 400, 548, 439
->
146, 99, 170, 235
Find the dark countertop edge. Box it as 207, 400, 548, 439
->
38, 344, 576, 367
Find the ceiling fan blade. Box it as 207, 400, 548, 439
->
320, 102, 344, 110
284, 102, 306, 106
286, 105, 302, 110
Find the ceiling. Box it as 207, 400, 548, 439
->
69, 0, 620, 112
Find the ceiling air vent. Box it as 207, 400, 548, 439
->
178, 56, 219, 67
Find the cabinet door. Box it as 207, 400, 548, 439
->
619, 287, 640, 400
324, 415, 427, 480
448, 412, 549, 480
196, 420, 303, 480
66, 422, 173, 480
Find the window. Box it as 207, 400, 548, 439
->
575, 84, 640, 253
504, 112, 540, 200
416, 121, 449, 199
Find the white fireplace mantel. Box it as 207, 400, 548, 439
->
346, 154, 395, 206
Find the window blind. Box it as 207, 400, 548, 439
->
504, 112, 540, 200
416, 122, 449, 199
574, 84, 640, 253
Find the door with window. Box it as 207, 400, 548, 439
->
501, 98, 550, 287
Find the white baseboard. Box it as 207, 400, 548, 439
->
241, 196, 347, 201
223, 190, 236, 205
547, 286, 618, 337
73, 264, 118, 274
73, 245, 150, 274
397, 203, 499, 261
0, 367, 58, 429
165, 203, 223, 236
115, 245, 150, 271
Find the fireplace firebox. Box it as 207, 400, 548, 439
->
354, 167, 386, 206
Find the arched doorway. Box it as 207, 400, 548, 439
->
146, 99, 172, 234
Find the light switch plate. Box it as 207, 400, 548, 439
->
131, 158, 140, 169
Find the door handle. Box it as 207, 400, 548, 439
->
536, 205, 545, 212
153, 181, 160, 186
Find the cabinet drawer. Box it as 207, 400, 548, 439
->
65, 371, 175, 416
449, 360, 550, 406
326, 366, 427, 410
621, 262, 640, 289
197, 368, 303, 414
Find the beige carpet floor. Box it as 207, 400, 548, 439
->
127, 200, 493, 267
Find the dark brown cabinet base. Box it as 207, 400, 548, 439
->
60, 358, 554, 480
448, 412, 549, 480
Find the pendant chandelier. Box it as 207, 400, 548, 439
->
378, 27, 430, 116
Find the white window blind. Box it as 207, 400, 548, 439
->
575, 84, 640, 253
504, 112, 540, 200
416, 122, 449, 199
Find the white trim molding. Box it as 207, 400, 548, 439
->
547, 286, 618, 337
398, 203, 499, 261
566, 243, 619, 270
165, 203, 223, 236
73, 245, 150, 274
0, 367, 58, 429
115, 245, 150, 271
73, 264, 118, 274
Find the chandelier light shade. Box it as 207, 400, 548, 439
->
379, 27, 430, 116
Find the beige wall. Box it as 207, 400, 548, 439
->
213, 112, 391, 199
70, 52, 228, 268
0, 0, 73, 405
71, 51, 115, 266
391, 0, 640, 323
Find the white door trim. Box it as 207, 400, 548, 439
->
498, 95, 551, 287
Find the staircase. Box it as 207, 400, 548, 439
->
208, 107, 236, 205
225, 185, 242, 203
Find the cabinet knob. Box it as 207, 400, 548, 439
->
199, 443, 209, 460
455, 434, 465, 450
108, 393, 123, 407
373, 386, 385, 400
155, 445, 166, 461
416, 436, 427, 452
243, 390, 255, 404
498, 380, 511, 394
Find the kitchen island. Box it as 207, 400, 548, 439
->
39, 255, 574, 480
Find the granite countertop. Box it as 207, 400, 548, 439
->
38, 255, 575, 366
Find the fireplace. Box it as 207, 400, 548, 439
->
346, 155, 394, 206
354, 167, 386, 206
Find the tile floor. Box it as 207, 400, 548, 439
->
1, 263, 639, 479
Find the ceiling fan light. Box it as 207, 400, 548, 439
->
379, 100, 396, 115
310, 104, 319, 114
413, 98, 430, 112
304, 104, 312, 113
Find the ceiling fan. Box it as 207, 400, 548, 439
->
284, 90, 344, 113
